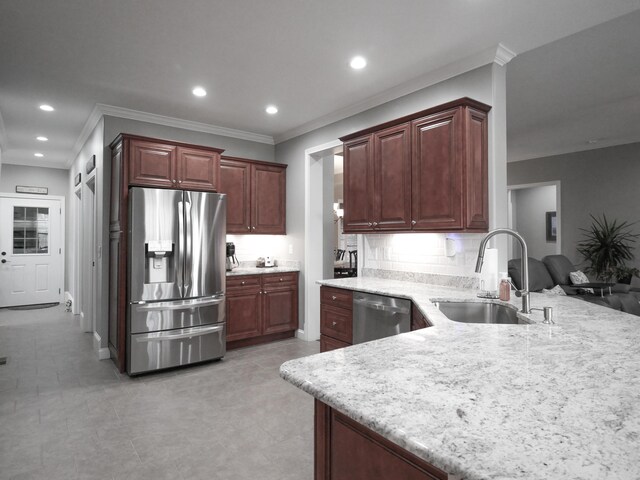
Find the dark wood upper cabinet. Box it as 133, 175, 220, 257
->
129, 139, 177, 188
176, 147, 220, 192
343, 136, 374, 231
374, 122, 412, 231
220, 158, 252, 233
252, 164, 286, 234
411, 108, 463, 230
339, 97, 491, 234
126, 135, 222, 191
219, 156, 287, 235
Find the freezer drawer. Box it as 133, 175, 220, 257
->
129, 295, 225, 334
128, 323, 226, 375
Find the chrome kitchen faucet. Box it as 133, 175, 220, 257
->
475, 228, 531, 314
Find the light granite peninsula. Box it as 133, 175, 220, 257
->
280, 277, 640, 480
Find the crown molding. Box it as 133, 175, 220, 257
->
494, 43, 517, 66
508, 137, 640, 163
68, 103, 275, 168
274, 43, 517, 144
98, 104, 273, 145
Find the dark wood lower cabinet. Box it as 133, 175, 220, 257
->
315, 401, 448, 480
320, 334, 350, 353
226, 272, 299, 349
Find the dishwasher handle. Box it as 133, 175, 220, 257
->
353, 297, 410, 314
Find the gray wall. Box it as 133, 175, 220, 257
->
511, 185, 557, 259
0, 164, 71, 289
508, 142, 640, 270
275, 64, 501, 330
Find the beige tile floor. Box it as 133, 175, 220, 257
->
0, 305, 319, 479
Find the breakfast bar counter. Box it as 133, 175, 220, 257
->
280, 277, 640, 480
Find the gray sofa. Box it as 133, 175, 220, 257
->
507, 254, 640, 316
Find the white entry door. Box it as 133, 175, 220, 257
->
0, 195, 63, 307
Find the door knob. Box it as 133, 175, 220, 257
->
1, 259, 7, 264
1, 251, 6, 256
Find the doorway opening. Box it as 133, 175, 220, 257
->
507, 181, 561, 261
332, 154, 358, 278
81, 175, 97, 333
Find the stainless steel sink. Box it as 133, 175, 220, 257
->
436, 301, 529, 325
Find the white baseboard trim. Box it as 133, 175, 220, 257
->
93, 332, 111, 360
296, 328, 318, 342
79, 312, 92, 333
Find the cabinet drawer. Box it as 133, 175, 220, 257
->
227, 275, 261, 290
262, 272, 298, 286
320, 334, 351, 353
321, 286, 353, 311
320, 305, 353, 344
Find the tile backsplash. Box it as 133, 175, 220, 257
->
227, 235, 291, 264
362, 233, 485, 285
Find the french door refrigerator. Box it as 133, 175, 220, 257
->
128, 187, 226, 375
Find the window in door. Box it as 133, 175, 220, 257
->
13, 206, 49, 255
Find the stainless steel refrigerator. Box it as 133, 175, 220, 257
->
127, 187, 226, 375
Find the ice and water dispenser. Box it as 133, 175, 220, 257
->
144, 240, 175, 284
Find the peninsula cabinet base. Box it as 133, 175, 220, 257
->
315, 401, 448, 480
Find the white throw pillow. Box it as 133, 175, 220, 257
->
569, 270, 593, 294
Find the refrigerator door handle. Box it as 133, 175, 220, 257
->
133, 324, 224, 342
184, 194, 193, 296
177, 199, 185, 297
132, 295, 224, 311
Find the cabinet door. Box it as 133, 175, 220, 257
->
411, 108, 463, 230
129, 139, 177, 188
262, 284, 298, 335
220, 159, 251, 233
176, 147, 220, 192
226, 286, 262, 342
343, 135, 375, 232
464, 107, 489, 230
373, 123, 411, 231
252, 164, 286, 234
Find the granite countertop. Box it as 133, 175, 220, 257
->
280, 277, 640, 480
226, 266, 299, 276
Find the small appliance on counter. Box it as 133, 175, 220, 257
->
226, 242, 239, 271
256, 256, 277, 268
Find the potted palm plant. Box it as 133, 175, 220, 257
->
577, 214, 640, 283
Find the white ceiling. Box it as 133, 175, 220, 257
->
507, 9, 640, 162
1, 0, 639, 169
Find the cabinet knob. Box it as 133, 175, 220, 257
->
264, 291, 267, 295
367, 222, 372, 227
178, 180, 183, 184
372, 222, 378, 227
241, 281, 245, 285
172, 179, 177, 184
332, 321, 337, 327
411, 220, 417, 225
279, 278, 283, 282
331, 295, 337, 300
247, 226, 251, 230
252, 226, 256, 230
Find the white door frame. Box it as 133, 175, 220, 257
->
507, 180, 562, 255
0, 192, 65, 305
72, 185, 82, 315
299, 139, 342, 342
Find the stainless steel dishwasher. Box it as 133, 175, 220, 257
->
353, 291, 411, 344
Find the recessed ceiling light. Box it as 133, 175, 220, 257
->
34, 152, 44, 157
192, 86, 207, 97
350, 56, 367, 70
265, 105, 278, 115
39, 104, 54, 112
36, 136, 48, 142
587, 139, 599, 144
